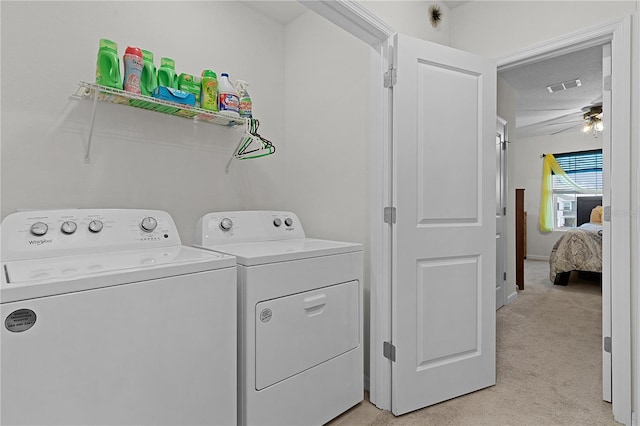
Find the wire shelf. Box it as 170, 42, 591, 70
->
73, 81, 247, 127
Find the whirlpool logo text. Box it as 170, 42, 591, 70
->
28, 239, 52, 246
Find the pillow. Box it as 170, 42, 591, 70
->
590, 205, 603, 224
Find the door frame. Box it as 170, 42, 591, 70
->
496, 116, 508, 310
301, 2, 633, 423
496, 17, 632, 425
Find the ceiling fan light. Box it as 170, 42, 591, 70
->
595, 120, 604, 132
582, 123, 592, 133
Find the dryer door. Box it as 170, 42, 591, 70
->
255, 280, 359, 390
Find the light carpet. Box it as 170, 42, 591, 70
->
328, 260, 616, 425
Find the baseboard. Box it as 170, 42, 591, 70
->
364, 374, 370, 392
526, 255, 549, 261
506, 290, 518, 305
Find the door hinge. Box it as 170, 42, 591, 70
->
503, 272, 507, 281
501, 140, 508, 150
604, 336, 612, 353
603, 205, 611, 222
503, 207, 507, 216
383, 341, 396, 362
603, 75, 612, 92
384, 207, 396, 224
384, 68, 397, 88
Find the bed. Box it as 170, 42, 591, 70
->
549, 199, 603, 286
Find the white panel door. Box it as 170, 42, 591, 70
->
392, 33, 496, 415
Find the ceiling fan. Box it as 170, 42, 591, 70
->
547, 103, 603, 136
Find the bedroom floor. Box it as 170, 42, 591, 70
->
328, 259, 615, 426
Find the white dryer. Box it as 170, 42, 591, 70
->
1, 209, 237, 426
194, 211, 363, 426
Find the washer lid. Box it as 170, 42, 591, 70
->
196, 238, 362, 266
2, 246, 235, 303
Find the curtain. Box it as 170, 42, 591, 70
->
538, 153, 602, 233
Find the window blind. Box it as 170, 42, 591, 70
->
552, 149, 603, 191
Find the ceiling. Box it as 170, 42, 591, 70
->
240, 1, 308, 25
443, 1, 471, 9
499, 45, 603, 139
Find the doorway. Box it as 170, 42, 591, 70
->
498, 17, 631, 424
498, 41, 609, 400
496, 18, 631, 423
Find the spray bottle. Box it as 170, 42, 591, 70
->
236, 80, 252, 118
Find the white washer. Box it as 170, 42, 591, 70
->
1, 209, 237, 426
194, 211, 363, 426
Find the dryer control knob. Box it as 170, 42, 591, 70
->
88, 220, 104, 233
219, 218, 233, 231
140, 217, 158, 233
284, 217, 293, 227
273, 218, 282, 227
30, 222, 48, 237
61, 221, 77, 235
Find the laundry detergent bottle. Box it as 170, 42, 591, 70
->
200, 70, 218, 112
218, 73, 239, 117
123, 46, 144, 94
236, 80, 252, 118
96, 38, 122, 89
157, 57, 178, 89
140, 49, 157, 96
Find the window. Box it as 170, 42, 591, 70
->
552, 149, 603, 229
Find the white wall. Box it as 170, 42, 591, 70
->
511, 133, 602, 259
1, 1, 286, 245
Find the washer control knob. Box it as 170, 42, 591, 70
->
30, 222, 48, 237
140, 217, 158, 233
273, 218, 282, 227
219, 218, 233, 231
88, 220, 104, 233
61, 221, 77, 235
284, 217, 293, 227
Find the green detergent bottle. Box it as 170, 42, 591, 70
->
157, 57, 178, 89
96, 39, 122, 89
200, 70, 218, 112
140, 50, 157, 96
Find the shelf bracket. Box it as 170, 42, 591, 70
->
84, 87, 100, 164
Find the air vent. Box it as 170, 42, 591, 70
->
546, 79, 582, 93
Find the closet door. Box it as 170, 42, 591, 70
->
391, 33, 497, 415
